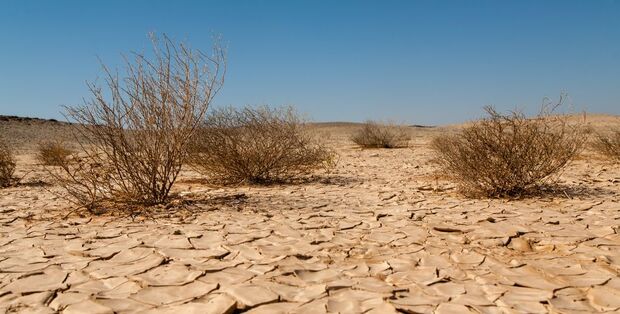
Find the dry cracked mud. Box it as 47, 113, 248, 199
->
1, 122, 619, 313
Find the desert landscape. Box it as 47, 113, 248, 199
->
0, 113, 619, 313
2, 2, 620, 313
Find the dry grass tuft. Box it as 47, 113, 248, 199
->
431, 100, 587, 198
50, 33, 226, 210
0, 139, 16, 188
188, 106, 336, 184
36, 141, 73, 166
351, 121, 411, 148
592, 129, 620, 162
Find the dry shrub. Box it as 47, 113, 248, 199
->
593, 129, 620, 162
45, 153, 115, 212
188, 106, 336, 184
0, 139, 16, 188
431, 101, 587, 197
36, 141, 73, 166
51, 34, 226, 210
351, 121, 411, 148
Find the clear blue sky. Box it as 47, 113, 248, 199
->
1, 0, 618, 125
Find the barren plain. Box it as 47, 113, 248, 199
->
1, 115, 619, 313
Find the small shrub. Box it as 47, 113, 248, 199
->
593, 129, 620, 162
0, 140, 16, 188
431, 102, 587, 197
351, 121, 411, 148
36, 141, 73, 166
188, 106, 336, 184
54, 33, 226, 209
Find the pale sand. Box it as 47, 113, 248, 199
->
0, 116, 619, 313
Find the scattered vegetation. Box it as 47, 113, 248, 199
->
351, 121, 411, 148
0, 139, 16, 188
431, 98, 587, 197
50, 34, 226, 210
188, 106, 336, 184
36, 141, 73, 166
592, 129, 620, 162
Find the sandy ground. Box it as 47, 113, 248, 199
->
0, 117, 619, 313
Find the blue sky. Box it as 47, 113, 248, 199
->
0, 0, 618, 125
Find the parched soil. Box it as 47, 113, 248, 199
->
0, 121, 619, 313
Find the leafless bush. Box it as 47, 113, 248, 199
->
0, 139, 16, 188
592, 129, 620, 162
36, 141, 73, 166
45, 152, 115, 212
188, 106, 336, 184
351, 121, 411, 148
54, 33, 226, 209
431, 98, 587, 197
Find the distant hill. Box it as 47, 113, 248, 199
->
309, 121, 436, 128
0, 115, 74, 153
0, 115, 68, 124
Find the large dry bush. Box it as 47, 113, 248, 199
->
351, 121, 411, 148
431, 101, 587, 197
593, 129, 620, 162
36, 141, 73, 166
188, 106, 336, 184
52, 34, 226, 209
0, 139, 16, 188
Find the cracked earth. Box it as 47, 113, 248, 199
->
1, 124, 619, 313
